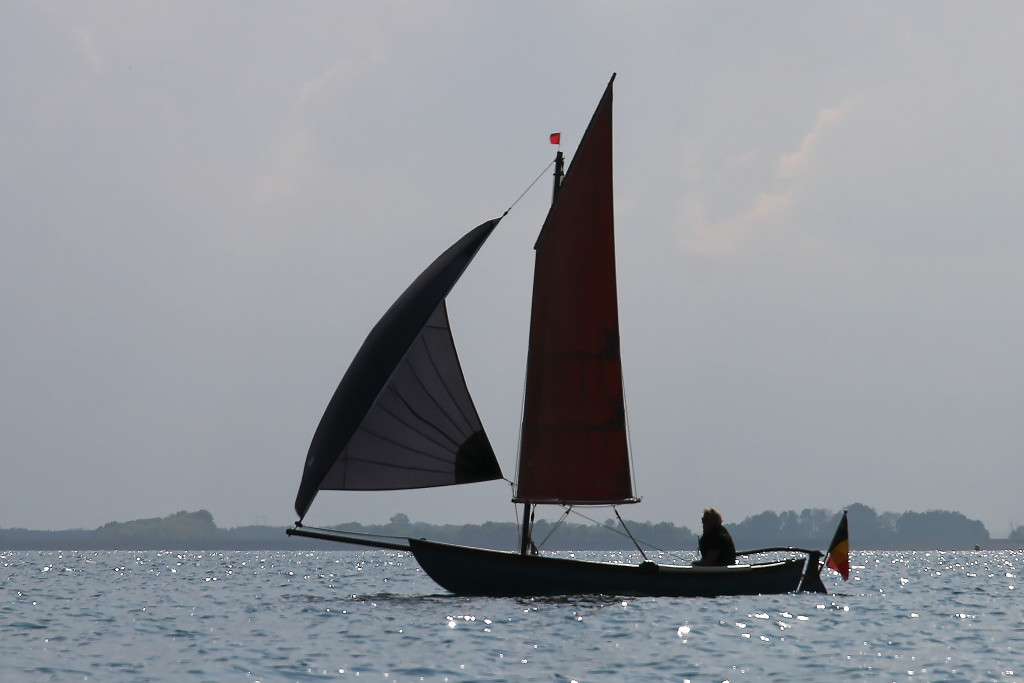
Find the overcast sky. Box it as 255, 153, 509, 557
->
3, 2, 1021, 537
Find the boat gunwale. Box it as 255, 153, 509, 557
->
408, 537, 812, 573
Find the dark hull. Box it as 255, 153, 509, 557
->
409, 538, 826, 597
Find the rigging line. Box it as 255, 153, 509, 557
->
535, 506, 571, 550
614, 507, 648, 562
511, 480, 522, 531
621, 371, 639, 498
567, 507, 690, 562
567, 507, 639, 542
512, 347, 530, 490
502, 159, 556, 217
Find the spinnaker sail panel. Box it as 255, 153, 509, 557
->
515, 75, 635, 505
317, 303, 499, 491
295, 220, 503, 520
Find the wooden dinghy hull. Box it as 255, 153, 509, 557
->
409, 538, 826, 597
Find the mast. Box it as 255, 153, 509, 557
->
552, 151, 564, 203
519, 147, 566, 556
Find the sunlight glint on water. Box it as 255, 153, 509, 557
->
1, 550, 1020, 680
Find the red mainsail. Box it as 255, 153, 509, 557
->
514, 75, 636, 505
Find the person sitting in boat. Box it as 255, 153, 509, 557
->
693, 508, 736, 566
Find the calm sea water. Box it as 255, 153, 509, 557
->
1, 549, 1020, 681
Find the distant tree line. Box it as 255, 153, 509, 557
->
0, 510, 291, 550
725, 503, 992, 551
1, 504, 1020, 550
343, 503, 998, 552
92, 509, 220, 544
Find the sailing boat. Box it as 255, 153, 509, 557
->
288, 75, 830, 597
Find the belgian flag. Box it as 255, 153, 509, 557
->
826, 510, 850, 580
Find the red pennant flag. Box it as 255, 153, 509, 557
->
550, 132, 561, 145
826, 511, 850, 580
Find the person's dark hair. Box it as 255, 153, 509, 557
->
702, 508, 723, 526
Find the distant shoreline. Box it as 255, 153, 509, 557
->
2, 507, 1021, 552
2, 536, 1021, 552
